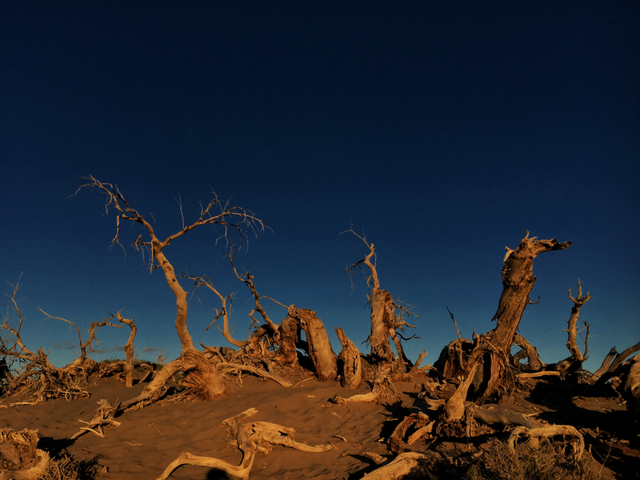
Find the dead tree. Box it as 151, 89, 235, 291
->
38, 308, 121, 370
1, 280, 95, 404
80, 176, 265, 404
189, 269, 337, 382
343, 229, 417, 368
591, 341, 640, 388
463, 232, 571, 400
553, 280, 591, 374
116, 312, 137, 388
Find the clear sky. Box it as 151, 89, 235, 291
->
1, 1, 638, 373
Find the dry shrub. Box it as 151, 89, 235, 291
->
43, 454, 100, 480
465, 438, 602, 480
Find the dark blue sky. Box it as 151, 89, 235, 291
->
1, 1, 638, 372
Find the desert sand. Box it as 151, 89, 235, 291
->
1, 367, 638, 479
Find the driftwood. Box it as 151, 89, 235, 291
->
216, 362, 292, 387
592, 341, 640, 388
0, 428, 50, 480
332, 374, 397, 405
359, 452, 430, 479
516, 371, 561, 380
622, 354, 640, 419
388, 412, 434, 453
70, 399, 121, 439
513, 333, 545, 371
156, 410, 332, 480
444, 362, 479, 422
335, 327, 362, 389
467, 403, 539, 428
508, 425, 584, 461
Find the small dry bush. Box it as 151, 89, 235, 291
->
43, 454, 99, 480
465, 438, 602, 480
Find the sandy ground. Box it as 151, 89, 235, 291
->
1, 372, 638, 479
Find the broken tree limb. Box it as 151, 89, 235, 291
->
466, 403, 540, 428
444, 362, 479, 422
216, 362, 292, 387
332, 374, 397, 405
516, 371, 561, 380
70, 399, 121, 440
591, 347, 617, 383
513, 333, 545, 371
359, 452, 431, 480
508, 425, 584, 461
593, 341, 640, 388
388, 412, 432, 453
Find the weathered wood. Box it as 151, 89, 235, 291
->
565, 280, 591, 364
0, 428, 50, 480
623, 354, 640, 420
276, 306, 301, 366
513, 333, 545, 371
444, 362, 479, 422
335, 327, 362, 389
467, 403, 539, 428
156, 418, 332, 480
333, 374, 397, 405
216, 362, 292, 387
468, 232, 571, 400
71, 399, 121, 439
360, 452, 430, 479
508, 425, 584, 461
117, 313, 137, 388
296, 308, 337, 382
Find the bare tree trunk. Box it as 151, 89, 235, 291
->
81, 177, 265, 402
335, 327, 362, 389
296, 308, 337, 382
468, 232, 571, 400
369, 288, 396, 362
117, 313, 137, 388
343, 229, 417, 366
276, 306, 301, 366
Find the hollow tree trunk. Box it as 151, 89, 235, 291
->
469, 233, 571, 400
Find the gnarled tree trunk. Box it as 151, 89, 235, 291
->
296, 308, 337, 382
468, 232, 571, 400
